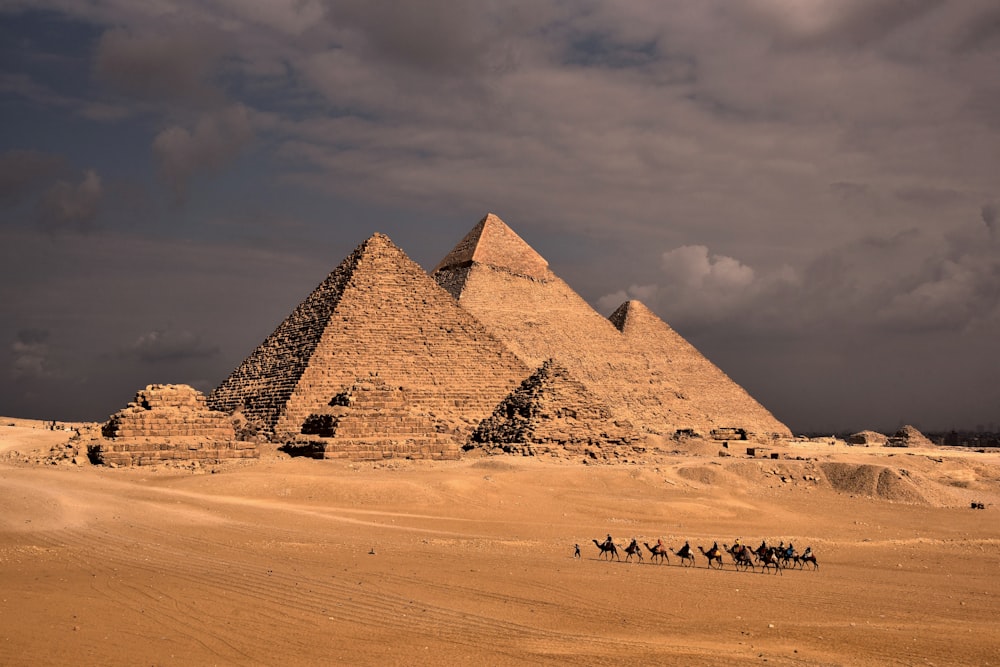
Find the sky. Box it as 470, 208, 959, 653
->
1, 0, 999, 435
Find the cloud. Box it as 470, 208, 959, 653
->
0, 149, 67, 208
34, 169, 103, 231
94, 27, 225, 106
126, 328, 220, 363
152, 104, 255, 199
11, 329, 53, 380
598, 245, 767, 327
661, 245, 755, 290
983, 203, 998, 237
0, 72, 133, 122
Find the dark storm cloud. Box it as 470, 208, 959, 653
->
2, 0, 1000, 431
982, 204, 998, 238
328, 0, 501, 75
94, 27, 225, 106
0, 149, 67, 207
34, 169, 103, 232
152, 104, 255, 199
951, 7, 1000, 52
11, 328, 53, 380
126, 328, 220, 363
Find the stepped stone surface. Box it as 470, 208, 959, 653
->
93, 384, 257, 466
610, 300, 790, 437
298, 375, 460, 461
433, 214, 791, 439
207, 233, 529, 456
470, 359, 640, 459
888, 425, 934, 448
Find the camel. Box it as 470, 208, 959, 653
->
724, 543, 755, 572
798, 549, 819, 570
779, 544, 798, 569
624, 540, 643, 563
643, 542, 670, 565
592, 539, 620, 561
698, 545, 724, 569
673, 545, 696, 567
757, 546, 783, 575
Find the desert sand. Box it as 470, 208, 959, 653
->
2, 420, 999, 666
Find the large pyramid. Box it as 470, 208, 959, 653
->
433, 213, 790, 438
207, 233, 529, 449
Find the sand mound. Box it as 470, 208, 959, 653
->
820, 462, 926, 503
676, 463, 724, 486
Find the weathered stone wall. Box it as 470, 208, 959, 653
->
93, 384, 257, 466
299, 376, 460, 460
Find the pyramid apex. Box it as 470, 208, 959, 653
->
433, 213, 549, 279
609, 300, 653, 333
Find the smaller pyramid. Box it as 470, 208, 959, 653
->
434, 213, 549, 280
469, 359, 640, 458
609, 300, 791, 437
887, 425, 933, 448
93, 384, 257, 467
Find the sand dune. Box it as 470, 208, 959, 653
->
2, 420, 999, 665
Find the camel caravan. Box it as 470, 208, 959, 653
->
586, 536, 818, 573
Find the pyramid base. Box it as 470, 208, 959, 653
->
303, 436, 461, 461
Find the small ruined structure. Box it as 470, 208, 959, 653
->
887, 425, 934, 448
91, 384, 258, 466
433, 214, 790, 439
207, 233, 528, 458
469, 359, 640, 458
849, 430, 888, 446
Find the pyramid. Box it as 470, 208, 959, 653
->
469, 359, 640, 457
433, 214, 791, 438
609, 300, 789, 437
207, 233, 530, 451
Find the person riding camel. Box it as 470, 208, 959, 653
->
712, 541, 719, 555
679, 541, 691, 558
785, 542, 795, 558
803, 546, 812, 558
656, 537, 665, 553
605, 534, 614, 549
